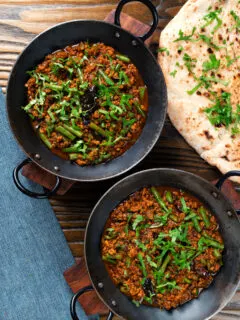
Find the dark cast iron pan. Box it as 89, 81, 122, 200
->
7, 0, 167, 198
70, 168, 240, 320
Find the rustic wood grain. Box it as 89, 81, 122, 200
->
0, 0, 238, 318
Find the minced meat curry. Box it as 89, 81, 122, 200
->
23, 42, 148, 165
101, 186, 224, 310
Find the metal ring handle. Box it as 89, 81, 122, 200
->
215, 170, 240, 215
70, 285, 114, 320
114, 0, 159, 42
13, 158, 61, 199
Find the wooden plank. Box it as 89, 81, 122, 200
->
69, 242, 84, 257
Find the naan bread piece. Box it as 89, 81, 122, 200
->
159, 0, 240, 181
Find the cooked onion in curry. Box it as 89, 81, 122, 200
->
23, 42, 148, 166
101, 187, 224, 310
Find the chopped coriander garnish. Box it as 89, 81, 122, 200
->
183, 53, 197, 73
202, 9, 222, 34
158, 47, 170, 55
202, 54, 220, 71
230, 10, 240, 31
170, 70, 177, 77
174, 27, 197, 42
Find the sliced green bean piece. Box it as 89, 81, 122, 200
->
159, 254, 171, 274
134, 101, 145, 117
165, 191, 173, 203
47, 109, 56, 123
213, 249, 221, 258
115, 63, 121, 72
150, 187, 170, 213
63, 146, 80, 153
55, 126, 75, 141
69, 153, 79, 161
169, 214, 178, 222
192, 216, 201, 232
63, 124, 82, 138
102, 254, 122, 264
39, 132, 52, 149
199, 207, 210, 228
98, 69, 114, 86
203, 237, 224, 249
184, 278, 192, 284
184, 212, 197, 221
116, 54, 130, 63
77, 67, 83, 83
139, 86, 146, 101
89, 122, 112, 138
138, 253, 147, 277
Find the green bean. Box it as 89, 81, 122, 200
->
138, 253, 147, 277
134, 101, 146, 117
203, 237, 224, 249
45, 83, 62, 91
102, 254, 122, 264
184, 212, 197, 221
116, 54, 130, 63
159, 254, 171, 274
89, 122, 112, 138
150, 187, 170, 214
169, 214, 178, 222
165, 191, 173, 203
139, 87, 146, 101
69, 153, 79, 161
39, 132, 52, 149
199, 207, 210, 228
63, 146, 80, 153
192, 216, 201, 232
115, 63, 121, 72
183, 278, 191, 284
77, 67, 83, 83
62, 124, 82, 138
55, 126, 76, 141
47, 109, 56, 123
98, 69, 114, 86
213, 249, 221, 258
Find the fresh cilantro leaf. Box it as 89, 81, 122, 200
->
202, 9, 222, 34
202, 54, 220, 71
170, 70, 177, 77
183, 53, 197, 72
158, 47, 170, 55
174, 27, 197, 42
230, 10, 240, 31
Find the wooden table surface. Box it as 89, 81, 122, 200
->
0, 1, 239, 319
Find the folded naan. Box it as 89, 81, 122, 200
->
159, 0, 240, 181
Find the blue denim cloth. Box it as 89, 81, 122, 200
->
0, 89, 97, 320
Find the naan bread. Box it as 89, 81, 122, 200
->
159, 0, 240, 181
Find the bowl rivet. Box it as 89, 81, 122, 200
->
227, 211, 233, 217
54, 166, 59, 171
132, 40, 138, 46
34, 154, 41, 160
115, 32, 120, 38
112, 300, 117, 306
212, 191, 218, 198
98, 282, 104, 288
